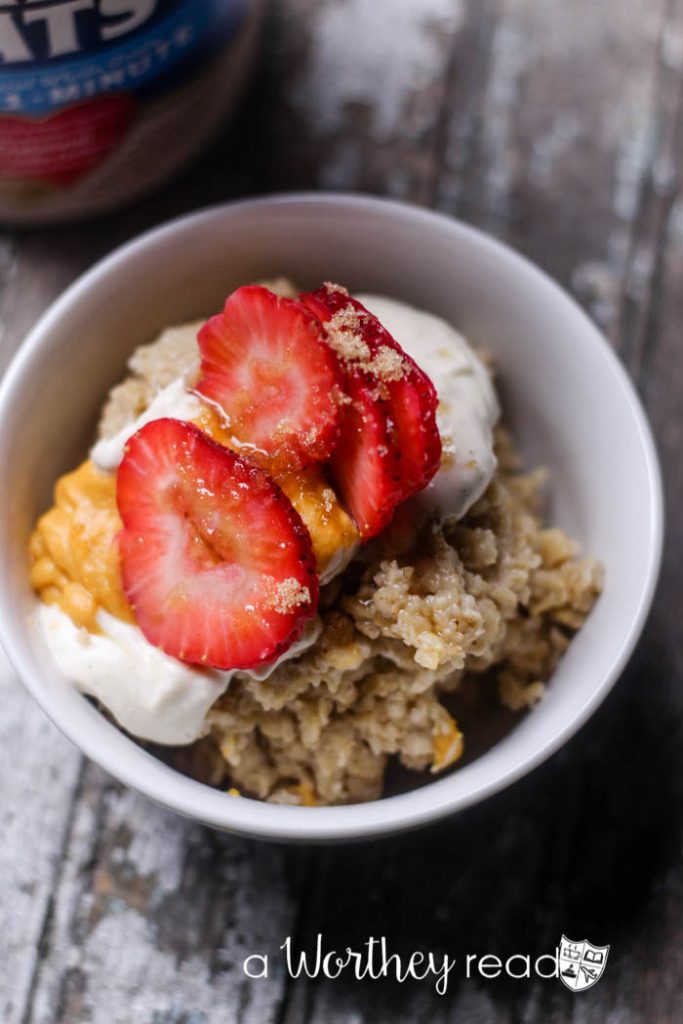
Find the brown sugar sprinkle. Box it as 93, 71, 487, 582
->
272, 577, 311, 614
326, 306, 370, 362
324, 302, 408, 383
368, 345, 406, 382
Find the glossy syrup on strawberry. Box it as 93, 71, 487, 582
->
196, 286, 344, 473
116, 418, 318, 671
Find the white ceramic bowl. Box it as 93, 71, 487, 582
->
0, 194, 663, 841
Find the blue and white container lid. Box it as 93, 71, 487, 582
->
0, 0, 263, 223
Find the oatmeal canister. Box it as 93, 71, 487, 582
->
0, 0, 262, 224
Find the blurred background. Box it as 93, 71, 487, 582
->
1, 1, 682, 1021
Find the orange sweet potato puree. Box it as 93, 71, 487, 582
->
29, 459, 133, 633
432, 719, 464, 772
29, 411, 359, 634
195, 406, 359, 580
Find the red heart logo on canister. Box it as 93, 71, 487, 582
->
0, 94, 137, 187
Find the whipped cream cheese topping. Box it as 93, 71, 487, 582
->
39, 295, 498, 745
91, 375, 204, 473
39, 603, 226, 745
39, 602, 323, 746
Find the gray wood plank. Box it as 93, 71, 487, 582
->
24, 764, 297, 1024
259, 0, 468, 202
0, 648, 83, 1024
0, 236, 99, 1024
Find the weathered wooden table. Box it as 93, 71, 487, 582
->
1, 1, 682, 1021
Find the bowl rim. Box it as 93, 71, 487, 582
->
0, 192, 665, 841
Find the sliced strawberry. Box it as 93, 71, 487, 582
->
196, 286, 344, 472
116, 419, 318, 671
330, 374, 403, 539
384, 372, 442, 498
301, 285, 441, 500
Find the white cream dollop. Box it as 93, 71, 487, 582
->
91, 376, 204, 472
39, 602, 322, 745
39, 602, 227, 745
357, 294, 499, 522
41, 295, 498, 747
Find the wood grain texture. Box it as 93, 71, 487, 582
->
1, 0, 682, 1021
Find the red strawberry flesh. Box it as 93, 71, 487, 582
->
301, 285, 441, 500
330, 374, 403, 538
196, 286, 343, 471
116, 418, 318, 670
